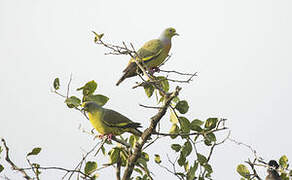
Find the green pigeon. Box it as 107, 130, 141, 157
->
82, 101, 142, 138
116, 27, 179, 86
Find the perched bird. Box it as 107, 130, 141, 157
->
82, 101, 142, 138
116, 27, 179, 86
266, 160, 282, 180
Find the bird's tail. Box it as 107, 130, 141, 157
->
116, 74, 127, 86
124, 122, 142, 136
116, 62, 138, 86
129, 128, 143, 137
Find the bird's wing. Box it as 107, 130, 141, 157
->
135, 39, 164, 63
102, 109, 140, 128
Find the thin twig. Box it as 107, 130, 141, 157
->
142, 136, 161, 151
160, 69, 197, 76
152, 127, 228, 137
94, 138, 107, 156
136, 164, 154, 180
228, 137, 258, 160
21, 166, 92, 180
67, 74, 73, 98
116, 154, 121, 180
245, 159, 262, 180
1, 138, 32, 180
26, 158, 39, 180
166, 72, 197, 83
139, 104, 162, 109
66, 140, 102, 179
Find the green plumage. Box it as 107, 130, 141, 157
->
116, 27, 178, 86
82, 101, 142, 136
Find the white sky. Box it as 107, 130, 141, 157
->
1, 0, 292, 179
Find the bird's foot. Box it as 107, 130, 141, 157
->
148, 67, 160, 76
151, 67, 161, 73
106, 134, 113, 142
97, 134, 104, 139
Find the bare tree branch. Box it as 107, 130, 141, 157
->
116, 155, 121, 180
1, 138, 32, 180
139, 104, 162, 109
122, 86, 182, 180
152, 127, 228, 137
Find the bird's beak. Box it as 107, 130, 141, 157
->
174, 32, 179, 36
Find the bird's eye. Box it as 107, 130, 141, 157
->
169, 29, 173, 32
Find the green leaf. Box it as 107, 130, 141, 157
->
27, 147, 41, 156
134, 168, 143, 175
53, 78, 60, 90
172, 96, 180, 104
129, 135, 139, 148
181, 141, 192, 158
197, 153, 207, 165
190, 119, 204, 127
156, 76, 169, 92
0, 164, 4, 173
120, 149, 128, 167
204, 132, 216, 146
84, 161, 97, 175
170, 109, 179, 124
169, 123, 180, 139
175, 100, 189, 114
101, 146, 106, 155
279, 155, 288, 169
204, 139, 212, 146
205, 132, 216, 142
32, 163, 40, 168
143, 83, 154, 98
280, 173, 289, 180
32, 163, 41, 176
77, 80, 97, 96
137, 157, 148, 170
187, 163, 198, 180
65, 96, 81, 108
142, 174, 148, 180
184, 161, 189, 172
142, 152, 149, 162
83, 94, 109, 106
178, 153, 186, 167
92, 31, 104, 42
158, 96, 164, 104
154, 154, 161, 164
190, 119, 203, 132
109, 148, 120, 164
204, 118, 218, 130
204, 163, 213, 174
179, 117, 191, 133
171, 144, 181, 152
136, 176, 142, 180
236, 164, 250, 178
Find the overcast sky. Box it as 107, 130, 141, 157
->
1, 0, 292, 179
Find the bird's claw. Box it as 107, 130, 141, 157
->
107, 134, 113, 141
97, 134, 104, 139
96, 134, 113, 142
149, 67, 160, 75
153, 67, 161, 73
